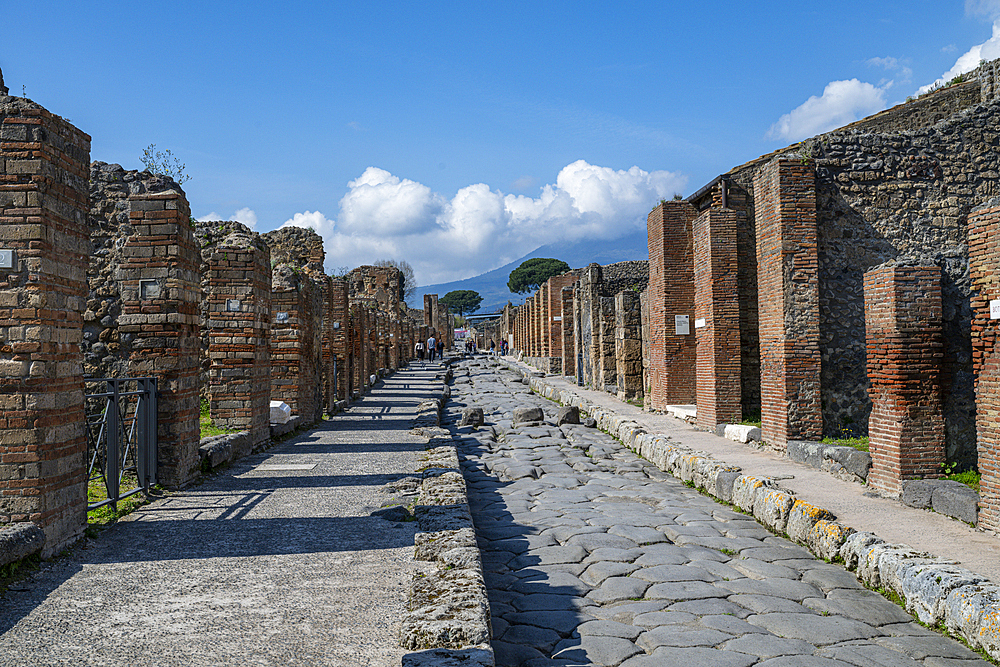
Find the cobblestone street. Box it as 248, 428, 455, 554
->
447, 358, 990, 666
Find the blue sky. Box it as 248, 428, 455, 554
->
3, 1, 999, 285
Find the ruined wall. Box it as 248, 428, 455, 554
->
85, 163, 188, 379
0, 90, 91, 554
349, 265, 404, 319
261, 226, 326, 276
270, 266, 323, 422
722, 82, 1000, 463
196, 221, 271, 447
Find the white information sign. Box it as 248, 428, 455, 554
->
675, 314, 690, 335
991, 299, 1000, 320
694, 318, 707, 329
553, 316, 563, 322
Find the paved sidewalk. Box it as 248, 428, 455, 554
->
449, 359, 991, 666
509, 360, 1000, 584
0, 365, 442, 667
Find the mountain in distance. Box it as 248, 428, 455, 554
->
411, 227, 649, 315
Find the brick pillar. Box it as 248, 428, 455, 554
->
615, 291, 643, 401
694, 208, 742, 429
540, 282, 550, 358
969, 198, 1000, 530
324, 278, 349, 405
561, 286, 576, 376
120, 189, 200, 488
204, 233, 271, 448
648, 203, 697, 410
271, 268, 322, 422
753, 159, 821, 448
0, 96, 90, 555
864, 263, 945, 496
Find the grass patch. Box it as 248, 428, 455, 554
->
200, 397, 238, 438
946, 470, 981, 494
87, 474, 161, 527
820, 435, 870, 452
740, 412, 761, 428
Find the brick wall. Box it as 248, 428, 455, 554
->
324, 277, 349, 405
864, 262, 946, 496
202, 228, 271, 449
969, 198, 1000, 531
647, 203, 697, 409
270, 267, 323, 422
615, 291, 643, 401
598, 296, 617, 390
0, 95, 91, 555
693, 207, 742, 429
640, 289, 650, 408
753, 159, 822, 448
120, 189, 201, 487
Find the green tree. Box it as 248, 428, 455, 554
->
140, 144, 190, 184
440, 290, 483, 318
507, 257, 571, 294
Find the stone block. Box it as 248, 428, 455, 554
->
826, 446, 872, 480
931, 481, 979, 525
270, 400, 291, 424
942, 583, 1000, 655
901, 479, 941, 509
720, 424, 761, 443
0, 522, 45, 568
402, 648, 494, 667
511, 406, 544, 425
807, 520, 855, 562
732, 475, 767, 513
555, 406, 580, 425
786, 500, 835, 545
787, 440, 826, 468
753, 488, 795, 534
459, 407, 484, 428
715, 471, 741, 502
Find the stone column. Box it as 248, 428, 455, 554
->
598, 296, 617, 391
753, 159, 822, 448
647, 203, 697, 410
864, 262, 945, 496
969, 198, 1000, 530
561, 286, 576, 377
203, 231, 271, 449
693, 208, 742, 429
0, 93, 91, 555
120, 189, 200, 488
615, 291, 643, 401
325, 278, 349, 405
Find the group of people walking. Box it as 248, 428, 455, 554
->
415, 335, 445, 361
415, 334, 510, 361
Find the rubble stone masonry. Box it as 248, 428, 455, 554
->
969, 198, 1000, 531
0, 93, 91, 554
615, 290, 643, 401
864, 262, 945, 497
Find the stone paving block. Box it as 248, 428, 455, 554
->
621, 646, 757, 667
721, 634, 818, 659
586, 576, 651, 604
551, 635, 643, 666
932, 481, 980, 525
636, 625, 733, 650
745, 612, 879, 645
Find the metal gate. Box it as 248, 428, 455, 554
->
85, 377, 158, 511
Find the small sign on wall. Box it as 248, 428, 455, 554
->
226, 299, 241, 312
0, 249, 16, 269
675, 314, 690, 335
139, 280, 161, 300
553, 316, 562, 321
333, 321, 341, 330
991, 299, 1000, 320
694, 318, 707, 329
275, 312, 289, 324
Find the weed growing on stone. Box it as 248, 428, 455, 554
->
820, 434, 869, 452
199, 398, 238, 438
945, 469, 981, 493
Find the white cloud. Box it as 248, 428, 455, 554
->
767, 79, 887, 142
196, 207, 259, 230
280, 160, 686, 286
917, 19, 1000, 95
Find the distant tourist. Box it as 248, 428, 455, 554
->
489, 339, 496, 356
437, 338, 444, 359
415, 340, 424, 360
427, 335, 437, 361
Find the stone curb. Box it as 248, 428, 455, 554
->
401, 389, 495, 667
0, 522, 45, 570
499, 359, 1000, 660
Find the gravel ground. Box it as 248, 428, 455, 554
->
0, 366, 442, 667
446, 358, 991, 667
